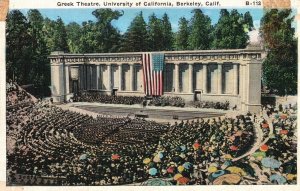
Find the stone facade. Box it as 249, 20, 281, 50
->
49, 45, 265, 113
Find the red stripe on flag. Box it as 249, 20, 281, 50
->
142, 53, 164, 96
142, 54, 146, 94
153, 70, 157, 96
155, 71, 158, 95
160, 70, 163, 95
156, 71, 159, 96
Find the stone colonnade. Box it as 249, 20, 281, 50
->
49, 46, 264, 113
77, 63, 138, 92
164, 62, 239, 95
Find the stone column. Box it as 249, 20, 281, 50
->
119, 64, 122, 91
65, 65, 70, 94
107, 64, 112, 91
217, 64, 222, 94
96, 65, 100, 90
51, 63, 64, 102
79, 65, 84, 90
174, 63, 179, 93
188, 63, 193, 93
89, 65, 92, 89
240, 63, 246, 111
85, 65, 88, 90
246, 61, 261, 113
129, 64, 134, 91
202, 64, 207, 94
233, 64, 239, 95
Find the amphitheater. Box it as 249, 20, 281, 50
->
6, 45, 297, 186
6, 80, 297, 186
50, 45, 264, 113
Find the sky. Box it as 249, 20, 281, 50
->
19, 8, 265, 33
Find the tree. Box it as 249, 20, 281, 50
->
53, 17, 69, 52
243, 11, 254, 32
188, 9, 212, 50
43, 17, 57, 52
260, 9, 297, 95
121, 11, 149, 52
211, 9, 249, 49
161, 13, 173, 50
174, 17, 189, 50
66, 22, 82, 53
27, 9, 50, 87
6, 10, 32, 84
79, 21, 98, 53
147, 13, 163, 51
92, 9, 123, 52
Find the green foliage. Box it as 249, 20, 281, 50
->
66, 22, 82, 53
161, 13, 173, 51
260, 9, 297, 95
43, 18, 56, 52
243, 11, 254, 32
6, 8, 259, 94
212, 9, 249, 49
6, 9, 50, 89
92, 9, 123, 53
175, 17, 190, 50
6, 10, 32, 84
121, 12, 149, 52
188, 9, 212, 50
147, 13, 164, 51
53, 17, 69, 52
27, 9, 50, 87
43, 17, 69, 52
78, 21, 98, 53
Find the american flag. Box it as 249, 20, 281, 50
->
142, 53, 164, 96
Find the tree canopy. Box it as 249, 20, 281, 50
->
174, 17, 190, 50
121, 11, 149, 52
260, 9, 297, 95
211, 9, 250, 49
188, 9, 212, 50
11, 8, 292, 97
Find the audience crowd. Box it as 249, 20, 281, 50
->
6, 83, 297, 185
76, 91, 144, 105
6, 82, 35, 108
190, 101, 230, 110
148, 96, 185, 107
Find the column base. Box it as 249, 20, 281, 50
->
52, 93, 74, 102
51, 95, 64, 102
244, 103, 261, 114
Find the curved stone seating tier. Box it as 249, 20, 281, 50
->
8, 88, 296, 185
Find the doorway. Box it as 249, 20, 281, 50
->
194, 90, 202, 101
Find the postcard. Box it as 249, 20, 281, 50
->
1, 0, 299, 190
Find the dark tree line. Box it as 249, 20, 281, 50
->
6, 8, 296, 95
260, 9, 297, 96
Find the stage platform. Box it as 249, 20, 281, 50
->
64, 102, 226, 121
